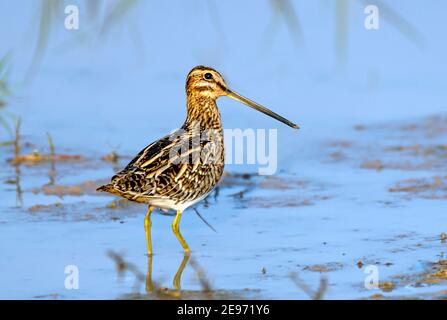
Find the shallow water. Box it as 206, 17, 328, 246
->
1, 1, 447, 299
1, 114, 446, 299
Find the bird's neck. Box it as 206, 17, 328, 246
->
184, 93, 223, 130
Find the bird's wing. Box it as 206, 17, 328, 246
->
107, 129, 199, 197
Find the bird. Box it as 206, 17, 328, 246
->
97, 66, 299, 256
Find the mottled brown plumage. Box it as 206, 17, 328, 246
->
97, 66, 299, 254
97, 66, 226, 212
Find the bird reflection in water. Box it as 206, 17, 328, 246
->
108, 250, 192, 296
145, 252, 190, 293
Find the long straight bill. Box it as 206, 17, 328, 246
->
227, 90, 299, 129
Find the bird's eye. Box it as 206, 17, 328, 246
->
204, 72, 213, 80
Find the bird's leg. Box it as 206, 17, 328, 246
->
145, 254, 154, 293
172, 210, 190, 253
144, 206, 154, 256
173, 252, 190, 290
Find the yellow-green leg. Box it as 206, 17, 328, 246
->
144, 206, 154, 256
145, 254, 154, 293
173, 253, 190, 290
172, 210, 190, 253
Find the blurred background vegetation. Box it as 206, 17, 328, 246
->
5, 0, 424, 85
0, 0, 428, 148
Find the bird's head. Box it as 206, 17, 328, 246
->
186, 66, 228, 99
186, 65, 299, 129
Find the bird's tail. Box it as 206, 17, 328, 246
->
96, 184, 124, 197
96, 184, 114, 193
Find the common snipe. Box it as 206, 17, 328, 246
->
97, 66, 299, 255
